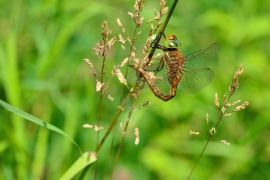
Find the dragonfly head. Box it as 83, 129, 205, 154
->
164, 35, 181, 49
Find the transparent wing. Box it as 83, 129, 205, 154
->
178, 68, 214, 94
184, 43, 220, 69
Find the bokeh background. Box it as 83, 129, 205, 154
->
0, 0, 270, 179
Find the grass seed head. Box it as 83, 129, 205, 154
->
206, 113, 209, 124
215, 93, 219, 107
233, 101, 249, 112
221, 140, 230, 145
135, 127, 140, 145
229, 63, 244, 97
189, 130, 200, 135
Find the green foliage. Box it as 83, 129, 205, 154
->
59, 152, 97, 180
0, 99, 81, 154
0, 0, 269, 179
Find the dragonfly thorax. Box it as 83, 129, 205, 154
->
163, 49, 185, 72
162, 49, 185, 99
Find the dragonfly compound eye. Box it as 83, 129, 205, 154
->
165, 39, 181, 49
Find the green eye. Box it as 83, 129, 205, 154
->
164, 39, 181, 48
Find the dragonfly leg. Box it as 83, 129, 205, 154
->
155, 56, 164, 74
150, 32, 166, 50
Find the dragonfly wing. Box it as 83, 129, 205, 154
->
184, 43, 220, 69
178, 68, 214, 94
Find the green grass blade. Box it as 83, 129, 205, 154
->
0, 99, 82, 154
59, 152, 97, 180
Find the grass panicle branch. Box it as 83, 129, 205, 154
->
111, 0, 177, 177
90, 21, 116, 157
82, 20, 116, 179
187, 63, 249, 180
229, 63, 244, 98
82, 0, 179, 178
83, 0, 179, 178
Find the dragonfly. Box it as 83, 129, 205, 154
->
129, 34, 220, 106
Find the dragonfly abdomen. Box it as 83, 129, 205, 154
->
133, 66, 174, 101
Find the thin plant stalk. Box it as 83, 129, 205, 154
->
82, 1, 179, 178
103, 27, 139, 179
94, 35, 107, 180
187, 64, 248, 180
110, 109, 133, 179
98, 1, 180, 178
147, 0, 179, 64
94, 89, 134, 156
108, 0, 180, 177
111, 0, 179, 168
78, 104, 126, 180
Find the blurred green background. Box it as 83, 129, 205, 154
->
0, 0, 270, 179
